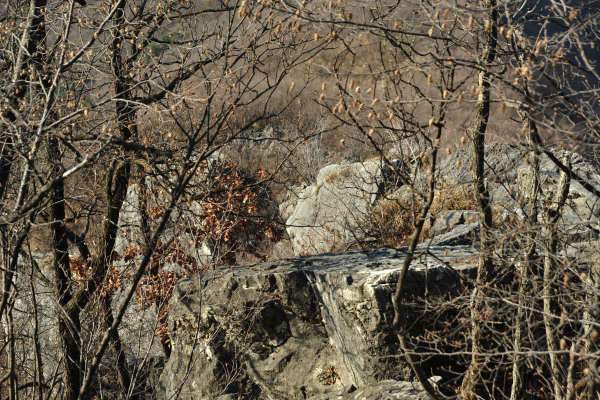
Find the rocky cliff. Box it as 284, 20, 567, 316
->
157, 245, 477, 399
157, 144, 600, 399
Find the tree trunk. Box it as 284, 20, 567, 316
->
29, 271, 45, 400
101, 293, 137, 398
4, 305, 17, 400
542, 155, 570, 399
391, 122, 446, 400
510, 114, 541, 400
19, 0, 85, 397
49, 137, 81, 400
73, 3, 135, 398
460, 0, 497, 397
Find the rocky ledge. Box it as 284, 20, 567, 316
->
158, 245, 477, 399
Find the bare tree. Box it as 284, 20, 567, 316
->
2, 0, 599, 398
288, 0, 600, 399
0, 0, 321, 398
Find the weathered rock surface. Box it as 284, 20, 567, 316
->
428, 210, 479, 237
279, 183, 309, 223
437, 143, 526, 187
158, 245, 478, 399
284, 145, 600, 255
307, 380, 433, 400
438, 144, 600, 226
114, 181, 209, 266
116, 154, 281, 267
12, 253, 62, 379
284, 145, 525, 256
286, 160, 401, 255
429, 222, 480, 246
517, 150, 600, 224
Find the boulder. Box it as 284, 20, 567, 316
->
11, 253, 62, 380
157, 245, 478, 399
286, 160, 401, 255
115, 156, 281, 267
438, 144, 600, 224
517, 150, 600, 224
114, 181, 210, 267
428, 210, 479, 238
563, 240, 600, 265
226, 126, 285, 156
111, 181, 208, 357
429, 222, 480, 246
437, 143, 526, 187
279, 183, 309, 223
282, 144, 530, 256
435, 143, 527, 210
307, 380, 434, 400
112, 158, 282, 363
405, 145, 600, 246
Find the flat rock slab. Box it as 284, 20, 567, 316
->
429, 222, 480, 246
158, 245, 477, 400
308, 380, 433, 400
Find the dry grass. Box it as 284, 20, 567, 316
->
430, 183, 477, 215
367, 179, 478, 247
370, 196, 423, 247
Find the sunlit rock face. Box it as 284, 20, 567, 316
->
158, 245, 477, 400
286, 159, 402, 256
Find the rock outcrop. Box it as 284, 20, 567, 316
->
284, 144, 600, 255
158, 245, 478, 400
307, 380, 437, 400
286, 159, 402, 255
517, 150, 600, 234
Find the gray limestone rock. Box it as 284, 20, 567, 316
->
307, 380, 432, 400
157, 245, 478, 400
286, 160, 401, 256
114, 182, 209, 266
517, 150, 600, 224
437, 143, 526, 187
429, 222, 480, 246
279, 183, 309, 223
429, 210, 479, 237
